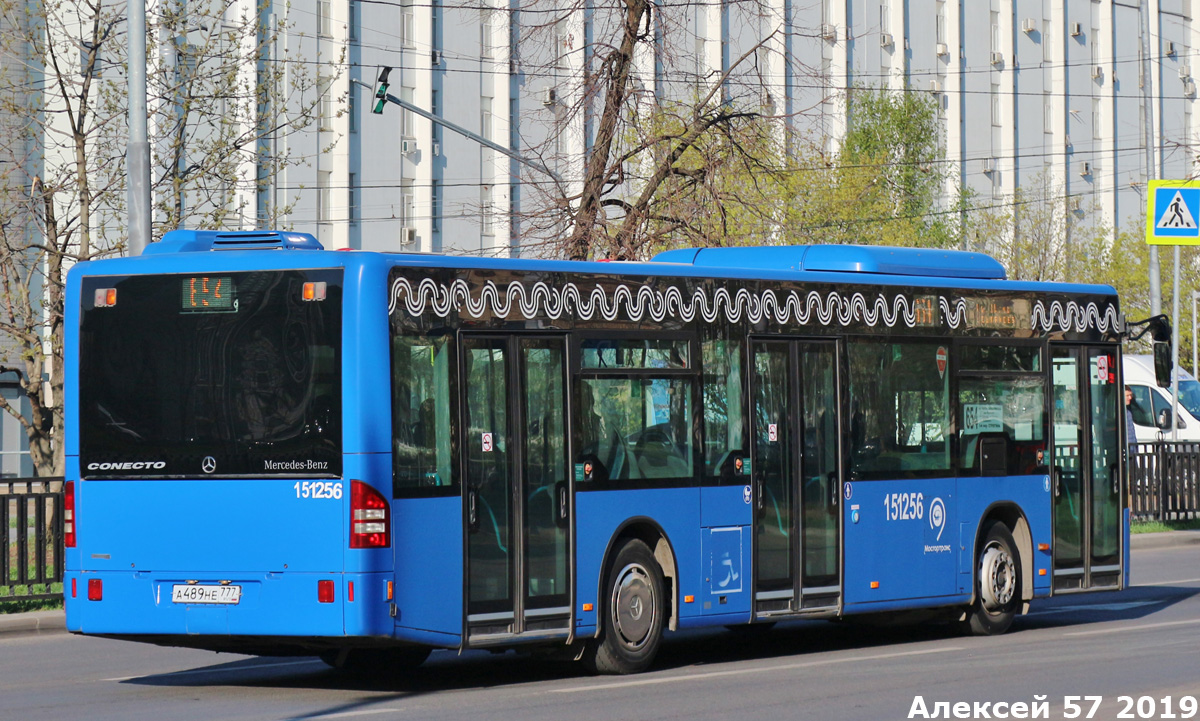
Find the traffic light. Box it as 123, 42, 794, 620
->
372, 66, 392, 115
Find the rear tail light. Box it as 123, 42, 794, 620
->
318, 580, 335, 603
88, 578, 103, 601
64, 481, 76, 548
350, 480, 389, 548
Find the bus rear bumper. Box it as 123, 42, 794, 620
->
64, 570, 394, 641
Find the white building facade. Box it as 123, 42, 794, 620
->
259, 0, 1198, 255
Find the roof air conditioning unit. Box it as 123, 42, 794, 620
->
1167, 41, 1178, 57
401, 137, 418, 155
880, 32, 894, 48
929, 79, 943, 93
542, 86, 557, 106
990, 51, 1004, 65
1079, 161, 1092, 177
820, 23, 836, 40
1070, 23, 1082, 37
431, 50, 441, 65
936, 42, 949, 56
1092, 65, 1103, 80
1181, 64, 1192, 80
1021, 18, 1037, 34
982, 158, 997, 174
401, 227, 417, 245
1186, 79, 1198, 97
1068, 196, 1082, 212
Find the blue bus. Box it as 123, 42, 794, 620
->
64, 230, 1129, 674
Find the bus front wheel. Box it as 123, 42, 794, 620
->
963, 521, 1020, 636
583, 539, 665, 675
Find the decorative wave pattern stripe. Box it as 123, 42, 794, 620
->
389, 277, 1120, 333
1031, 301, 1123, 334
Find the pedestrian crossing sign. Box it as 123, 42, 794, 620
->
1146, 179, 1200, 244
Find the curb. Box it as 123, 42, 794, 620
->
1130, 529, 1200, 550
0, 609, 65, 638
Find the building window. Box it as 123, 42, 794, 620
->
992, 83, 1001, 127
481, 9, 495, 58
481, 96, 493, 141
481, 185, 494, 236
555, 20, 569, 69
400, 86, 415, 138
401, 0, 415, 48
1042, 19, 1052, 62
319, 74, 333, 131
401, 180, 415, 229
879, 2, 889, 34
991, 12, 1000, 53
936, 8, 946, 46
349, 0, 358, 41
1091, 29, 1099, 65
319, 0, 332, 37
348, 173, 358, 226
1044, 94, 1053, 133
1092, 98, 1101, 139
318, 170, 332, 224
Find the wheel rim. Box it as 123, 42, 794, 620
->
978, 541, 1016, 613
611, 562, 657, 649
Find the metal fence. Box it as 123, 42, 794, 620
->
1131, 442, 1200, 521
1, 478, 64, 602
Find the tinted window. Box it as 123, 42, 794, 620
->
847, 340, 951, 478
79, 270, 342, 478
392, 334, 453, 491
702, 338, 745, 480
577, 377, 693, 482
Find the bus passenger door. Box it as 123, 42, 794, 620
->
461, 335, 572, 643
1050, 345, 1122, 592
751, 339, 842, 617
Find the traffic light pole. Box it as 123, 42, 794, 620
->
351, 78, 562, 185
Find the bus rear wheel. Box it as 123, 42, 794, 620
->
320, 646, 431, 675
963, 521, 1020, 636
583, 539, 665, 675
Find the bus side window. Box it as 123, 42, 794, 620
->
702, 338, 745, 482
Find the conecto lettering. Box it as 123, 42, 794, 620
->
87, 461, 167, 471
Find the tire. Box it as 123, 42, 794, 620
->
582, 539, 666, 675
320, 646, 431, 675
962, 521, 1020, 636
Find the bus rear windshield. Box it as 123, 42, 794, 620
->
78, 269, 343, 478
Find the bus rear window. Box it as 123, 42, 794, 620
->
78, 270, 343, 478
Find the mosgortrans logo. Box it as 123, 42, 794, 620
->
87, 461, 167, 471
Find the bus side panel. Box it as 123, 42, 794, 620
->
955, 474, 1053, 596
843, 477, 959, 606
575, 488, 702, 635
393, 496, 462, 643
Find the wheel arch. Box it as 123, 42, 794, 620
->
594, 516, 678, 635
970, 502, 1034, 613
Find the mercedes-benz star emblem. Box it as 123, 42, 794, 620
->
201, 456, 217, 474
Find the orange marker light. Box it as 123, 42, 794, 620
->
387, 580, 394, 601
1037, 543, 1050, 552
582, 603, 594, 612
684, 595, 695, 603
302, 281, 327, 301
1039, 569, 1047, 576
94, 288, 118, 307
870, 581, 880, 589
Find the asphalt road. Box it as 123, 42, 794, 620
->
3, 540, 1200, 721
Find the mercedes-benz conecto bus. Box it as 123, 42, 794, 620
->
64, 230, 1130, 674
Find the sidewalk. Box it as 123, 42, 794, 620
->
1, 532, 1197, 639
0, 609, 65, 638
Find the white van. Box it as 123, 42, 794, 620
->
1123, 354, 1200, 442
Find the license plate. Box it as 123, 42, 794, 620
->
171, 584, 242, 605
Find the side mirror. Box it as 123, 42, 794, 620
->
1158, 408, 1173, 430
1154, 341, 1173, 389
